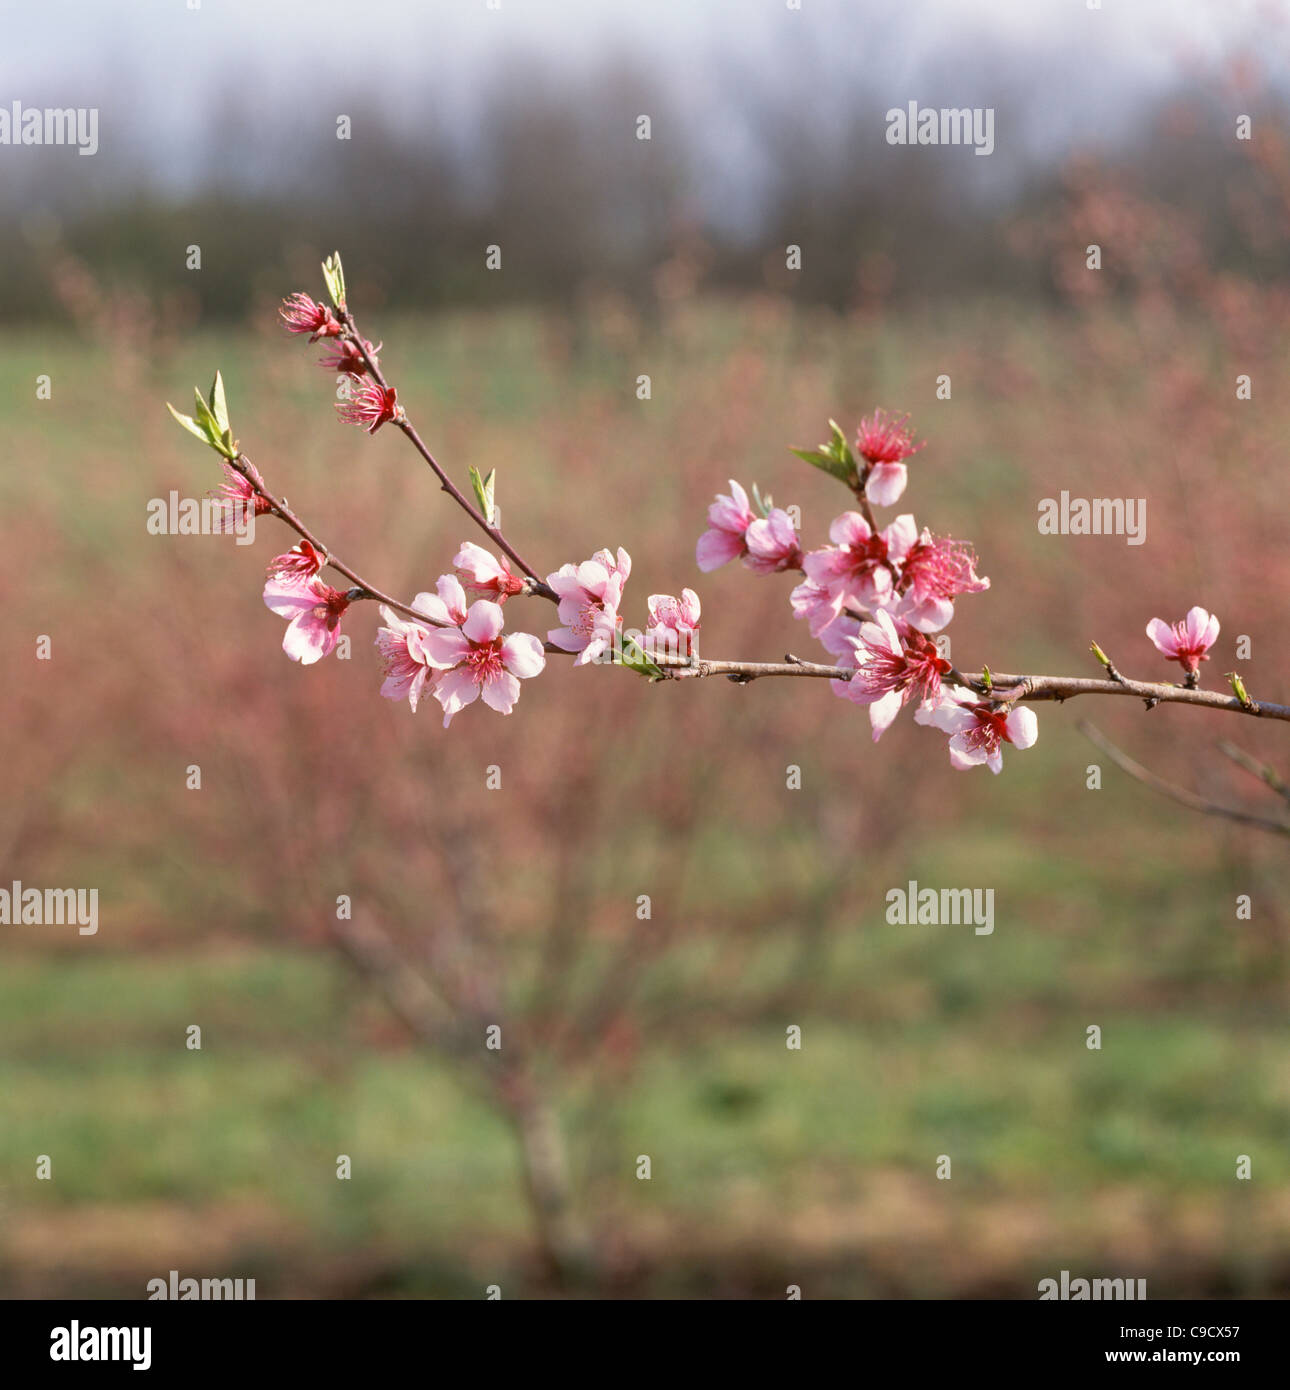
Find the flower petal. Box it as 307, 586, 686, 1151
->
422, 629, 472, 668
263, 578, 319, 618
462, 600, 504, 645
1006, 706, 1039, 749
864, 462, 907, 507
502, 632, 546, 679
481, 670, 521, 714
434, 667, 481, 726
436, 574, 468, 620
1145, 618, 1177, 655
696, 530, 744, 571
828, 511, 871, 547
869, 689, 904, 742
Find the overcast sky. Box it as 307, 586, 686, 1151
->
0, 0, 1282, 206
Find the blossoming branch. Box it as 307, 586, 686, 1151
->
166, 253, 1290, 769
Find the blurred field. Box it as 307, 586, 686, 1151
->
3, 294, 1290, 1298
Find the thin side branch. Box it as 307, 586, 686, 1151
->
1078, 721, 1290, 838
234, 453, 449, 628
338, 308, 556, 598
1217, 741, 1290, 805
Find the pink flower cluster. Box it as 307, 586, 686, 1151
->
697, 481, 802, 575
373, 575, 546, 727
694, 411, 1023, 768
247, 315, 1233, 767
692, 409, 1229, 772
279, 293, 395, 428
259, 521, 713, 730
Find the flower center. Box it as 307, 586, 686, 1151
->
861, 630, 950, 701
964, 704, 1011, 752
311, 588, 350, 631
464, 638, 506, 681
903, 540, 965, 597
572, 600, 604, 638
847, 533, 889, 577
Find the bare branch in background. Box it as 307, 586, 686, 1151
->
1078, 721, 1290, 839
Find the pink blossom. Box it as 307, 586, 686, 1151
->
279, 293, 342, 341
410, 573, 470, 629
208, 460, 272, 533
831, 609, 952, 742
790, 577, 850, 645
590, 546, 633, 587
815, 613, 863, 656
1146, 607, 1220, 674
454, 542, 526, 603
266, 539, 326, 582
802, 511, 918, 619
644, 589, 701, 658
743, 508, 803, 574
319, 337, 381, 378
336, 383, 400, 434
374, 595, 442, 712
696, 480, 757, 572
263, 574, 352, 665
915, 688, 1038, 774
856, 410, 923, 507
420, 598, 546, 727
893, 529, 990, 633
546, 551, 629, 665
791, 577, 865, 655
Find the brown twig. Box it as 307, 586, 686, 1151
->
1217, 741, 1290, 805
1078, 721, 1290, 838
650, 654, 844, 682
231, 454, 449, 628
970, 672, 1290, 723
338, 308, 556, 599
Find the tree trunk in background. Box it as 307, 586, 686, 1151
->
504, 1081, 596, 1288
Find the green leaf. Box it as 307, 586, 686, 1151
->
468, 465, 496, 524
790, 445, 853, 485
209, 371, 229, 434
192, 387, 219, 435
616, 633, 665, 678
790, 419, 860, 487
170, 388, 238, 457
166, 402, 210, 444
321, 252, 346, 309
